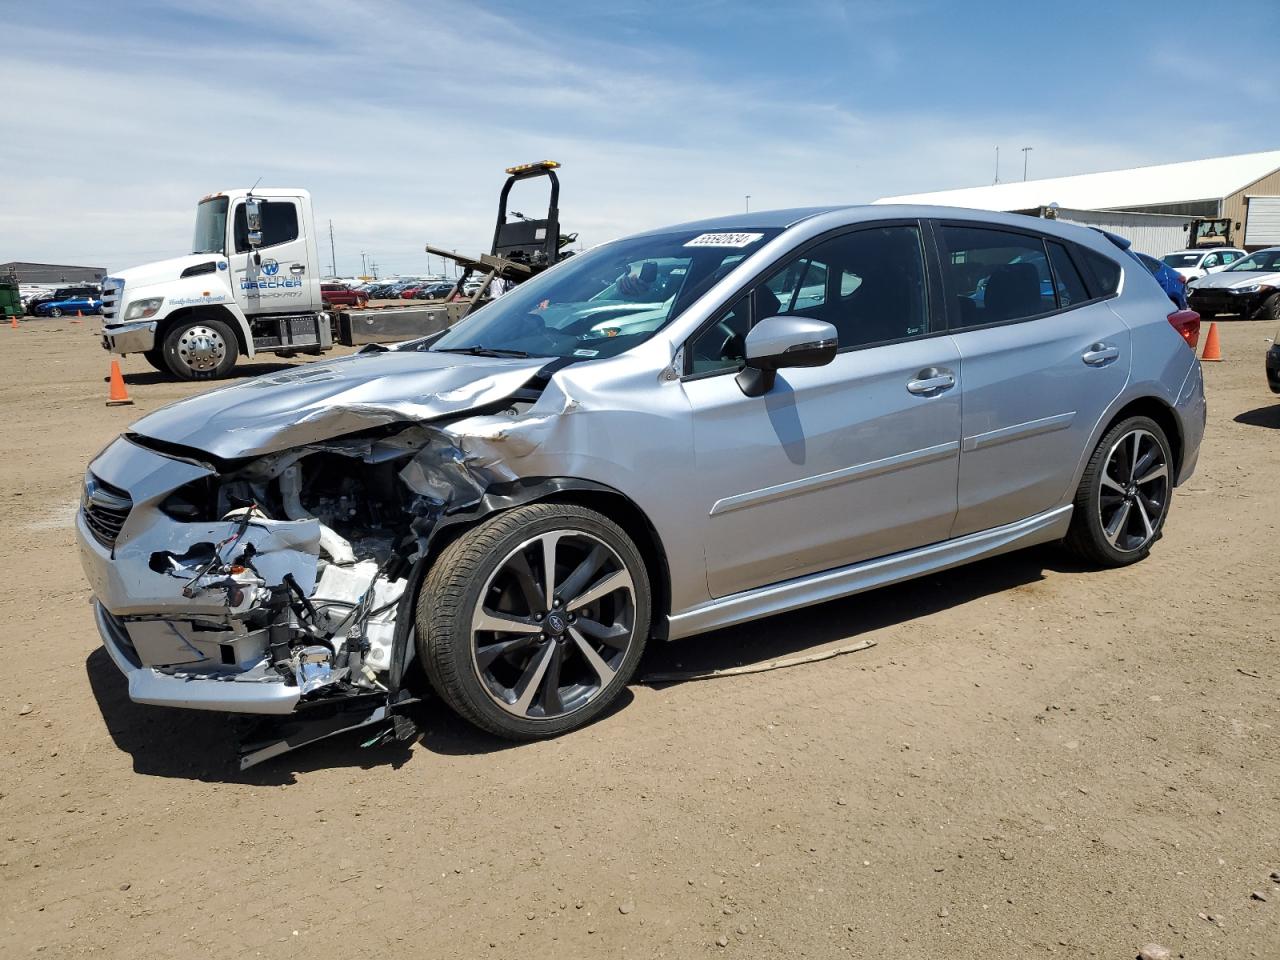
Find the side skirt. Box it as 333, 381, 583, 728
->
666, 505, 1073, 641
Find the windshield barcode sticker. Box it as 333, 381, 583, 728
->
685, 232, 764, 248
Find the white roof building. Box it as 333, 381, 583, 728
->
876, 150, 1280, 249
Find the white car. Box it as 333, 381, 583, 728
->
1161, 247, 1247, 281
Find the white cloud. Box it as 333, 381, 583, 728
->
0, 1, 1270, 276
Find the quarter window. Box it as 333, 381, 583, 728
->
939, 226, 1056, 327
1046, 241, 1089, 307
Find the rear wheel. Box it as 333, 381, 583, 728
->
161, 317, 238, 380
1065, 416, 1173, 567
417, 503, 650, 739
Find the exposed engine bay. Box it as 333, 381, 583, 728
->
82, 370, 551, 767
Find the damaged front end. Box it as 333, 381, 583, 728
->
77, 356, 552, 767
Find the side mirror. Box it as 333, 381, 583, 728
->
736, 315, 838, 397
245, 198, 264, 249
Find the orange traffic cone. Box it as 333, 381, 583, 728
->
9, 315, 17, 329
106, 359, 133, 406
76, 309, 83, 318
1200, 322, 1223, 362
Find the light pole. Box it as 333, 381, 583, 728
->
1021, 146, 1033, 181
360, 251, 368, 278
745, 195, 751, 213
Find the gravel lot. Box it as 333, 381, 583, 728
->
1, 317, 1276, 958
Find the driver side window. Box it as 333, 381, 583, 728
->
687, 293, 752, 375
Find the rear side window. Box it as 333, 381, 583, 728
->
1078, 248, 1122, 298
1046, 241, 1090, 307
938, 226, 1056, 327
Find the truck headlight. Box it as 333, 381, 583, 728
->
123, 297, 164, 320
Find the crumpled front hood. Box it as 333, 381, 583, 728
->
130, 350, 550, 459
1190, 270, 1280, 291
111, 254, 228, 291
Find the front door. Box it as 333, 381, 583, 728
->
934, 222, 1131, 537
227, 197, 320, 316
682, 223, 962, 599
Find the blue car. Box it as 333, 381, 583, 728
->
34, 295, 101, 317
1132, 252, 1188, 310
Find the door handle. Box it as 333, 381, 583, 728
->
906, 368, 956, 396
1082, 343, 1119, 366
290, 263, 306, 274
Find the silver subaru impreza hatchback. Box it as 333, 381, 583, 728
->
78, 205, 1206, 756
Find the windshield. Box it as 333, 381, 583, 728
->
1162, 252, 1202, 268
429, 228, 781, 360
1226, 250, 1280, 272
192, 197, 229, 255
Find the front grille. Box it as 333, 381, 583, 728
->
83, 474, 132, 549
100, 277, 123, 322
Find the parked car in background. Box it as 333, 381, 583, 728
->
1186, 247, 1280, 320
26, 285, 100, 316
1133, 252, 1188, 309
77, 204, 1204, 744
34, 293, 102, 317
320, 282, 369, 310
1162, 247, 1246, 281
415, 282, 455, 300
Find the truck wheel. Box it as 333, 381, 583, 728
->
142, 349, 167, 373
161, 317, 238, 380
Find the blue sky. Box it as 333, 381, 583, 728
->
3, 0, 1277, 275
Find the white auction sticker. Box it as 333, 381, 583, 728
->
684, 232, 764, 248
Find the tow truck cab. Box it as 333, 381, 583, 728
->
100, 188, 332, 380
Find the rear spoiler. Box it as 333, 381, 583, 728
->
1089, 227, 1132, 251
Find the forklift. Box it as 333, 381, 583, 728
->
426, 160, 578, 316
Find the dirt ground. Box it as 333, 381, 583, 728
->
0, 317, 1276, 959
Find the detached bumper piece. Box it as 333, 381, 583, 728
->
236, 690, 420, 770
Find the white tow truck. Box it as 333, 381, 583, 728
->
102, 165, 574, 380
101, 188, 339, 380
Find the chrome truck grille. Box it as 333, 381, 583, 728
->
100, 277, 124, 322
82, 474, 132, 549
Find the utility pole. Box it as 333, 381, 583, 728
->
360, 251, 368, 278
993, 146, 1000, 184
328, 220, 337, 277
1021, 146, 1033, 181
745, 195, 751, 213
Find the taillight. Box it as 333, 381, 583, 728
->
1167, 309, 1200, 349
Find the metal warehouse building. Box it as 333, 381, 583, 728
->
876, 149, 1280, 254
1, 261, 107, 284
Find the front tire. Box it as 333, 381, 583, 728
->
142, 349, 166, 372
161, 317, 238, 380
1065, 416, 1173, 567
1258, 292, 1280, 322
417, 503, 651, 739
49, 307, 63, 318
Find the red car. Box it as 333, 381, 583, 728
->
320, 283, 369, 309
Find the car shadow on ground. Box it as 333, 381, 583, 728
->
117, 361, 301, 386
1234, 403, 1280, 429
85, 543, 1073, 784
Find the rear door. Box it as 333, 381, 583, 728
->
935, 221, 1130, 537
228, 197, 321, 316
682, 221, 962, 599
